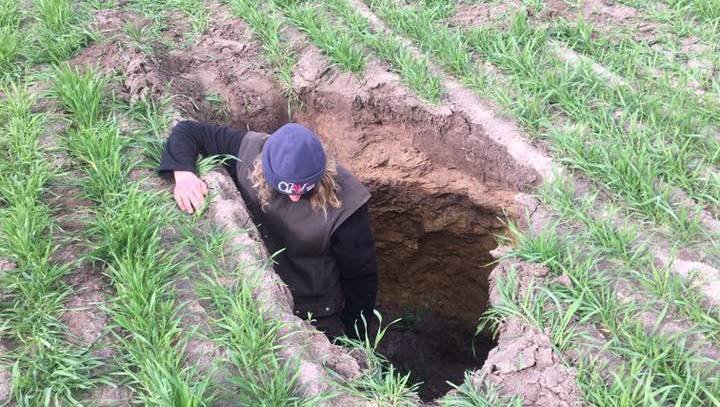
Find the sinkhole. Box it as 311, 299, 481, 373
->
367, 180, 503, 401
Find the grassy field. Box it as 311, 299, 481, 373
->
1, 0, 720, 405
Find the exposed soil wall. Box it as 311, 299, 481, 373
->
369, 184, 502, 326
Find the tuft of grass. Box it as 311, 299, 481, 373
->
66, 122, 132, 202
118, 94, 174, 167
276, 1, 367, 73
0, 27, 21, 81
334, 311, 421, 406
0, 0, 22, 82
188, 226, 321, 406
439, 372, 522, 407
52, 64, 107, 130
0, 0, 21, 28
504, 219, 567, 269
126, 0, 210, 41
30, 0, 93, 63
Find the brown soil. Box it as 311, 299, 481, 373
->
450, 1, 519, 29
369, 182, 503, 327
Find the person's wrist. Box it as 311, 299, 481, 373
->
173, 170, 196, 181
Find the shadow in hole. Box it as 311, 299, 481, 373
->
373, 303, 496, 401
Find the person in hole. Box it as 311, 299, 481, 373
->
159, 120, 378, 339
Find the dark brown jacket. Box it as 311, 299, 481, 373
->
234, 132, 370, 333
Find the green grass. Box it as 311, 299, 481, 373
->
367, 0, 717, 240
620, 0, 720, 27
0, 0, 22, 82
126, 0, 210, 41
52, 65, 107, 129
3, 0, 720, 403
0, 26, 21, 81
30, 0, 94, 64
123, 91, 324, 404
121, 94, 174, 167
598, 0, 720, 90
494, 233, 720, 405
0, 0, 21, 28
277, 0, 445, 102
464, 16, 719, 219
550, 17, 720, 105
0, 84, 102, 406
50, 65, 325, 405
88, 187, 210, 405
275, 0, 367, 73
540, 17, 720, 151
209, 0, 720, 402
51, 66, 209, 404
495, 186, 720, 404
0, 0, 94, 82
486, 176, 720, 404
539, 176, 720, 340
322, 0, 443, 102
186, 226, 320, 406
439, 372, 522, 407
334, 311, 421, 406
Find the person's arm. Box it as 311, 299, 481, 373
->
158, 120, 246, 213
331, 203, 379, 339
158, 120, 246, 178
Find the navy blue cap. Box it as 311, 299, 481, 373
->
262, 123, 326, 195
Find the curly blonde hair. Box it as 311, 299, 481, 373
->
249, 155, 342, 215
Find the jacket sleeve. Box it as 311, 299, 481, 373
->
158, 120, 246, 182
331, 203, 379, 338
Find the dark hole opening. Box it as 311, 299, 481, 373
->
368, 181, 503, 401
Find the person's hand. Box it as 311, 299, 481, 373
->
173, 170, 208, 214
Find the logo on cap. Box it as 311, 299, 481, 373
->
277, 181, 315, 195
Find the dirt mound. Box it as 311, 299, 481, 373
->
156, 11, 289, 133
483, 316, 582, 406
485, 254, 583, 406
